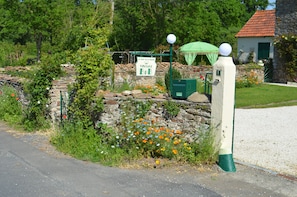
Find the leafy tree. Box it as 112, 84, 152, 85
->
109, 0, 267, 51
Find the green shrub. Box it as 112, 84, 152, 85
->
51, 121, 125, 165
163, 100, 180, 118
0, 85, 23, 125
236, 70, 260, 88
165, 67, 182, 91
23, 53, 63, 131
274, 34, 297, 81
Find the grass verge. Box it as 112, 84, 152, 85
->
235, 84, 297, 108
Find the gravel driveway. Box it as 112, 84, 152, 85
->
234, 106, 297, 177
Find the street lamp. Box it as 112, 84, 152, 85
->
166, 34, 176, 96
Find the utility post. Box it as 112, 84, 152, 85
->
211, 43, 236, 172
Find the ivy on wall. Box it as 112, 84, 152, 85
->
274, 34, 297, 82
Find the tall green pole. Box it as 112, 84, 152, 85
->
166, 33, 176, 97
169, 43, 173, 96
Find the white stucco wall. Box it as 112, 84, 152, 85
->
237, 37, 274, 62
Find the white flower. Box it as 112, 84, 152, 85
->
37, 101, 41, 104
111, 145, 115, 148
46, 87, 50, 90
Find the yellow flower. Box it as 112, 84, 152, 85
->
173, 140, 180, 145
172, 149, 178, 155
165, 137, 170, 142
187, 147, 192, 151
155, 160, 160, 165
160, 147, 166, 151
184, 143, 188, 147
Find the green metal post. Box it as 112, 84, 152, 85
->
60, 91, 63, 123
169, 44, 173, 96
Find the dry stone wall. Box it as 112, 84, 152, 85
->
114, 62, 264, 86
0, 63, 264, 130
100, 91, 211, 137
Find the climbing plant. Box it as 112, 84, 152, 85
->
23, 54, 63, 131
68, 25, 114, 127
274, 34, 297, 82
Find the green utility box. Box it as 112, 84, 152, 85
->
172, 79, 197, 99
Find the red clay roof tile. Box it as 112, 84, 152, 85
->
236, 10, 275, 37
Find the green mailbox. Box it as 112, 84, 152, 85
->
172, 79, 197, 99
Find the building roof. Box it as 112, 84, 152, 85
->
236, 10, 275, 38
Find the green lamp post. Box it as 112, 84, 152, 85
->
166, 34, 176, 96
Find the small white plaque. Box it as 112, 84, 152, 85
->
136, 57, 156, 76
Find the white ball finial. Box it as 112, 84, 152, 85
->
167, 34, 176, 44
219, 43, 232, 56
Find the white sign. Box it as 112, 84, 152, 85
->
136, 57, 156, 76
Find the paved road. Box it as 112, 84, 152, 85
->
0, 122, 296, 197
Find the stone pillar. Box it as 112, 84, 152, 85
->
211, 43, 236, 172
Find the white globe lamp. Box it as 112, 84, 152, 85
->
166, 34, 176, 45
219, 43, 232, 56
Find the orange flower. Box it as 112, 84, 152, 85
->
149, 140, 153, 145
175, 130, 182, 135
146, 131, 151, 135
154, 128, 160, 133
11, 93, 15, 97
158, 135, 164, 140
62, 114, 67, 119
134, 131, 140, 135
16, 97, 20, 101
172, 149, 178, 155
142, 139, 148, 143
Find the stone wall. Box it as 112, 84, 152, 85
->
0, 63, 263, 129
114, 62, 264, 86
100, 91, 211, 137
274, 0, 297, 82
0, 73, 29, 105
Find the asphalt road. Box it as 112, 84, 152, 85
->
0, 122, 296, 197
